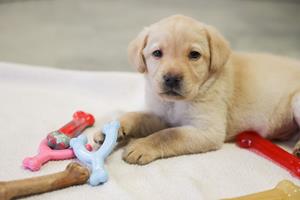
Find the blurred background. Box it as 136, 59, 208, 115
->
0, 0, 299, 71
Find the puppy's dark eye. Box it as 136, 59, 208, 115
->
152, 50, 163, 58
189, 51, 201, 60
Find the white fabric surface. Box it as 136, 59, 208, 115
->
0, 62, 300, 200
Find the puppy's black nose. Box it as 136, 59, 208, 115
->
163, 74, 182, 89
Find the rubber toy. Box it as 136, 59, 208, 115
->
70, 120, 119, 186
236, 131, 300, 178
47, 111, 95, 150
23, 139, 92, 171
1, 162, 89, 200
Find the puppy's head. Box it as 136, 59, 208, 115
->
128, 15, 231, 101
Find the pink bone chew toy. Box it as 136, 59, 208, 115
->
23, 139, 92, 171
236, 131, 300, 178
47, 111, 95, 150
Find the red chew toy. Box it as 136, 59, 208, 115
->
236, 131, 300, 178
47, 111, 95, 150
59, 111, 95, 137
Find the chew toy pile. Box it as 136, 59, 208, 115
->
0, 111, 119, 200
23, 111, 94, 171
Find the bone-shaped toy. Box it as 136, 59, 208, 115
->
23, 139, 92, 171
236, 131, 300, 178
47, 111, 95, 150
223, 180, 300, 200
0, 162, 89, 200
70, 120, 119, 186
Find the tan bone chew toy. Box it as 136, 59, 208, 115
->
0, 162, 89, 200
224, 180, 300, 200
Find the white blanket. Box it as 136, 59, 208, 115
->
0, 62, 299, 200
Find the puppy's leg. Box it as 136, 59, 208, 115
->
123, 126, 225, 165
93, 112, 168, 146
291, 93, 300, 156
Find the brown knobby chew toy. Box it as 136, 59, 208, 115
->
0, 162, 89, 200
223, 180, 300, 200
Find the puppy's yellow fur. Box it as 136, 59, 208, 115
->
94, 15, 300, 165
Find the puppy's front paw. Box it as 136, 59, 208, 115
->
123, 138, 160, 165
93, 124, 130, 147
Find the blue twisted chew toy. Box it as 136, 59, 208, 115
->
70, 120, 119, 186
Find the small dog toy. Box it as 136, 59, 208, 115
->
70, 120, 119, 186
47, 111, 95, 150
223, 180, 300, 200
22, 139, 92, 171
0, 162, 89, 200
236, 131, 300, 178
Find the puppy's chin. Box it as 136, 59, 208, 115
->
158, 87, 200, 101
158, 90, 186, 101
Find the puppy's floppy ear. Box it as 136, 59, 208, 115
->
205, 25, 231, 74
128, 28, 149, 73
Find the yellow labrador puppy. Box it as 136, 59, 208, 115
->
94, 15, 300, 165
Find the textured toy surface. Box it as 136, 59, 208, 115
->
223, 180, 300, 200
23, 139, 92, 171
47, 111, 95, 150
236, 131, 300, 178
70, 120, 119, 186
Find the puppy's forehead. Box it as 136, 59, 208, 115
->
148, 16, 207, 44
